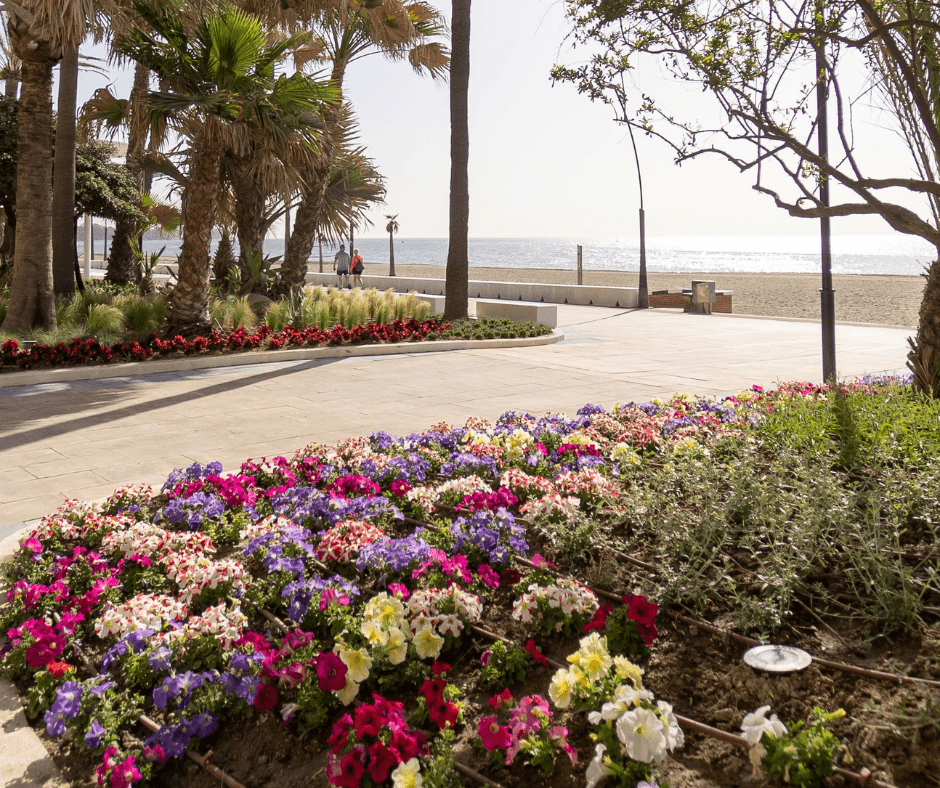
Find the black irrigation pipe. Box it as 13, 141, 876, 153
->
671, 613, 940, 690
673, 714, 901, 788
138, 714, 248, 788
54, 616, 250, 788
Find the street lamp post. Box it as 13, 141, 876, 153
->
816, 0, 836, 382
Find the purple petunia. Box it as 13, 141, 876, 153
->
85, 719, 106, 749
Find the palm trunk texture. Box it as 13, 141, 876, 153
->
165, 139, 221, 337
908, 255, 940, 394
52, 44, 79, 297
1, 47, 57, 333
230, 155, 265, 292
444, 0, 471, 321
107, 63, 151, 285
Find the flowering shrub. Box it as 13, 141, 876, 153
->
0, 319, 454, 372
477, 690, 577, 772
512, 576, 599, 635
326, 694, 428, 787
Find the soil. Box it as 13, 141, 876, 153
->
27, 576, 939, 788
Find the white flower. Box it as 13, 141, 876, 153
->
336, 676, 360, 706
741, 705, 787, 747
616, 707, 668, 764
361, 619, 388, 646
657, 700, 685, 751
585, 744, 613, 788
391, 757, 423, 788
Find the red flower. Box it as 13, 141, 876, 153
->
478, 715, 511, 751
431, 661, 451, 676
327, 714, 353, 753
637, 622, 658, 647
524, 639, 549, 668
46, 660, 73, 677
429, 699, 459, 730
353, 704, 384, 739
332, 751, 366, 788
389, 727, 424, 761
488, 688, 514, 712
419, 677, 446, 706
315, 651, 348, 692
367, 741, 398, 783
253, 682, 279, 712
501, 568, 522, 586
627, 595, 659, 627
583, 603, 613, 633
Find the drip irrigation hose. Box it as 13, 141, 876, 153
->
672, 613, 940, 689
138, 714, 248, 788
672, 713, 900, 788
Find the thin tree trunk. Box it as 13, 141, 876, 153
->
1, 45, 57, 333
165, 136, 222, 337
73, 217, 84, 294
4, 74, 17, 99
0, 210, 15, 262
212, 227, 236, 283
444, 0, 471, 321
107, 62, 151, 285
389, 230, 396, 276
52, 43, 79, 298
908, 255, 940, 394
282, 62, 347, 290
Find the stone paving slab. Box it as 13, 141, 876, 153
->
0, 304, 913, 786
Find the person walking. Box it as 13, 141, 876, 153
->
350, 248, 365, 288
333, 244, 351, 288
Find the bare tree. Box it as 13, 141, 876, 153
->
555, 0, 940, 392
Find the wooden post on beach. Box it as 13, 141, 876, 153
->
577, 245, 583, 285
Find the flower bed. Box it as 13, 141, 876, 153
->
0, 319, 452, 372
2, 378, 938, 788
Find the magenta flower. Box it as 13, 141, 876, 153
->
478, 715, 511, 752
315, 651, 348, 692
109, 755, 141, 788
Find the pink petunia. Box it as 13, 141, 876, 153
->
478, 715, 512, 752
315, 651, 348, 692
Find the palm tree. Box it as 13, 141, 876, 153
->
1, 0, 97, 333
444, 0, 470, 321
51, 43, 80, 297
385, 213, 399, 276
279, 1, 448, 290
117, 0, 335, 336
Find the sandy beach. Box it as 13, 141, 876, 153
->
384, 265, 925, 329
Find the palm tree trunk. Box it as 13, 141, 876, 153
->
907, 255, 940, 394
229, 154, 265, 291
107, 62, 151, 285
52, 43, 79, 298
444, 0, 471, 321
1, 46, 57, 333
165, 136, 222, 337
282, 63, 347, 291
389, 230, 396, 276
212, 226, 236, 283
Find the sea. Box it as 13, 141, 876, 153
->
80, 234, 938, 277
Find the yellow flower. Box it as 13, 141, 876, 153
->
548, 669, 575, 709
412, 626, 444, 660
391, 758, 423, 788
614, 656, 644, 689
361, 619, 389, 647
386, 627, 408, 665
581, 648, 613, 683
338, 646, 373, 683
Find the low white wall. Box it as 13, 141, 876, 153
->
303, 272, 638, 308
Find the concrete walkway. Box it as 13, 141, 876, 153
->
1, 305, 912, 538
0, 303, 915, 787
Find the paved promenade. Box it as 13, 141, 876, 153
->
1, 305, 911, 538
0, 303, 914, 787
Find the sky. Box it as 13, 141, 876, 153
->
71, 0, 924, 241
